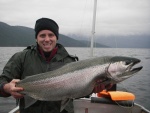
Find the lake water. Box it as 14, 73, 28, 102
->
0, 47, 150, 112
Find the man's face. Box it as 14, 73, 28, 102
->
36, 30, 57, 52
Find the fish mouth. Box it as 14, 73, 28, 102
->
116, 59, 143, 82
127, 59, 143, 74
131, 66, 143, 73
111, 57, 143, 82
110, 56, 143, 74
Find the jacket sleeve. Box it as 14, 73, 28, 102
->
0, 52, 24, 97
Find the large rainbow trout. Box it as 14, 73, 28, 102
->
16, 56, 142, 111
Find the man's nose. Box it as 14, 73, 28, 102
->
45, 35, 50, 41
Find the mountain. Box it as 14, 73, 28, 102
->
0, 22, 35, 46
69, 34, 150, 48
0, 22, 108, 47
97, 35, 150, 48
1, 21, 149, 48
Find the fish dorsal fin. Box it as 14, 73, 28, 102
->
60, 99, 70, 112
24, 95, 37, 108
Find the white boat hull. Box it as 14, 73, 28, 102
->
73, 98, 150, 113
9, 97, 150, 113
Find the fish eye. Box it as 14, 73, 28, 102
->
125, 60, 131, 65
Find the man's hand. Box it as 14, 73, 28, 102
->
3, 79, 24, 99
93, 80, 113, 93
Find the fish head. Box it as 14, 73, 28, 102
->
106, 56, 143, 83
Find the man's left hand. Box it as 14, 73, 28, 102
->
93, 80, 113, 93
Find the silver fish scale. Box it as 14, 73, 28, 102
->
18, 63, 109, 101
17, 56, 112, 86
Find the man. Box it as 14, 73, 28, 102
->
0, 18, 109, 113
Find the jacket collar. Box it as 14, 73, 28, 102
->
37, 45, 58, 63
35, 43, 69, 62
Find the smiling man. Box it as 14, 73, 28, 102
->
0, 18, 108, 113
37, 30, 56, 52
35, 18, 60, 62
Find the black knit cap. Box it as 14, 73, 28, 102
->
34, 18, 59, 39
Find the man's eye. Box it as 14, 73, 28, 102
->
40, 34, 46, 38
49, 34, 54, 37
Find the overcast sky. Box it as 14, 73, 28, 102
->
0, 0, 150, 37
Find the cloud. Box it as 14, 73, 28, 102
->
0, 0, 150, 36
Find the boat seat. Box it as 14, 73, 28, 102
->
91, 97, 134, 107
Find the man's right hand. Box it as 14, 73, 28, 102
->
3, 79, 24, 99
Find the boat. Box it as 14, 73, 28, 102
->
9, 97, 150, 113
73, 97, 150, 113
73, 90, 149, 113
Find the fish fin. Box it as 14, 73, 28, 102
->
24, 95, 37, 108
60, 99, 70, 112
